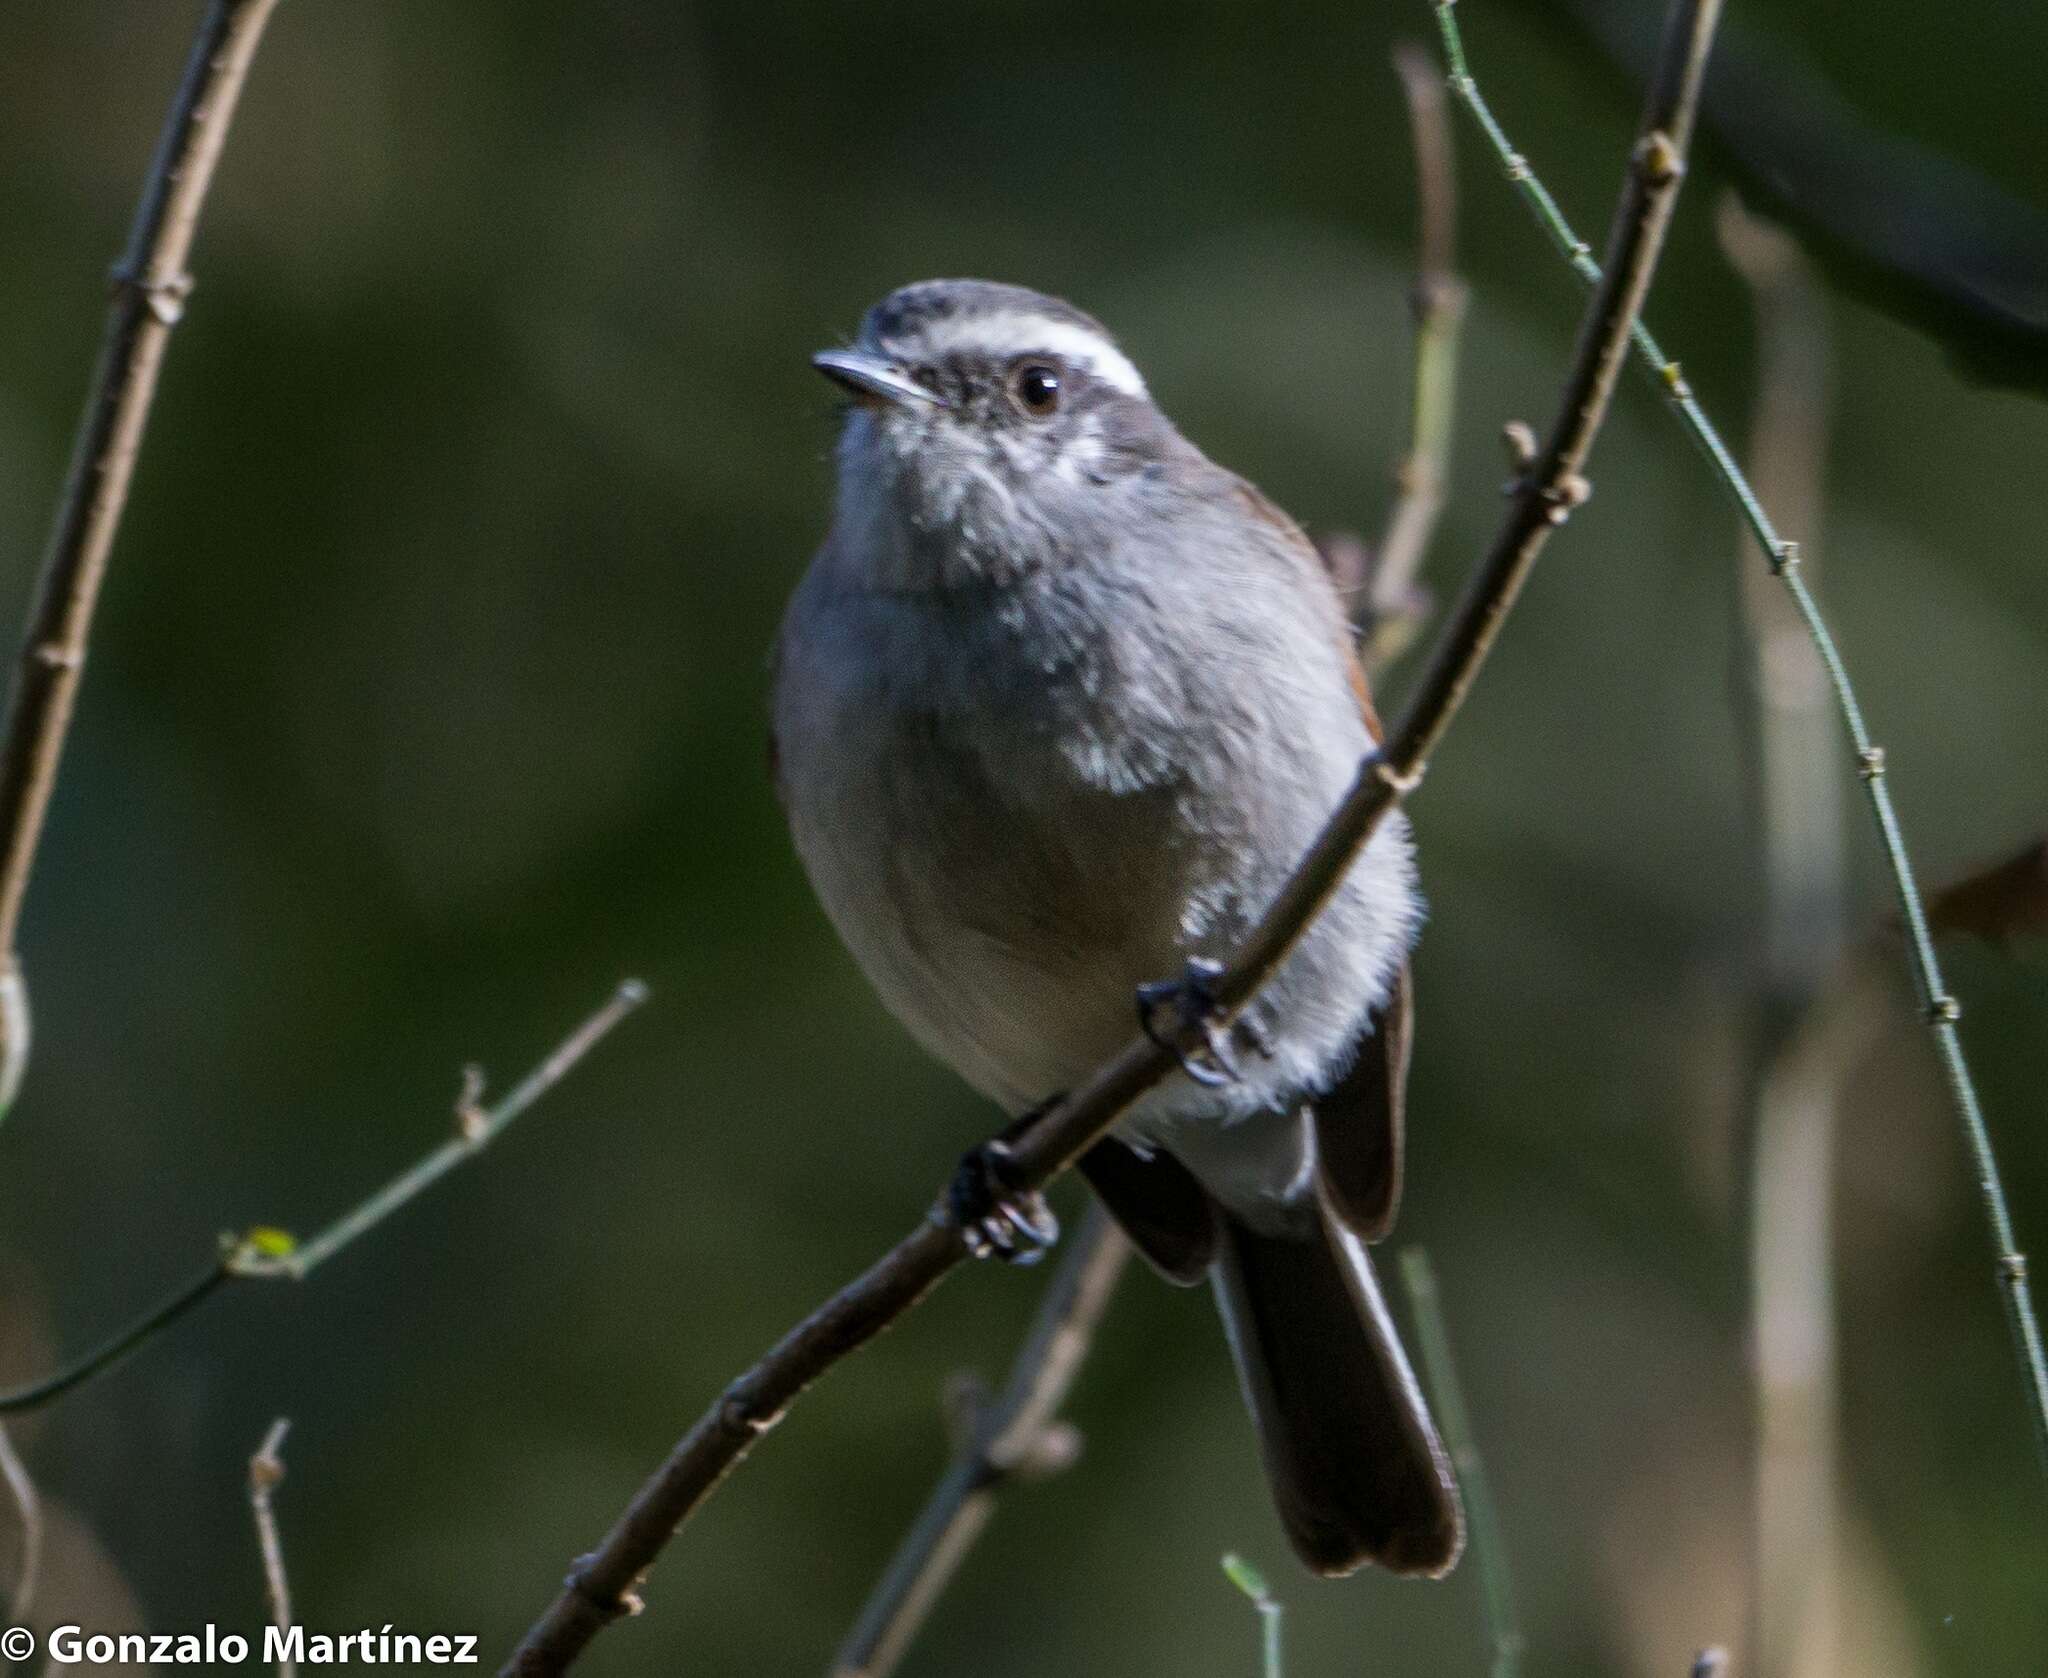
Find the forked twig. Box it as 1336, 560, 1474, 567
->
501, 3, 1721, 1667
0, 980, 645, 1416
831, 1206, 1128, 1678
0, 0, 286, 1115
249, 1418, 296, 1678
1433, 0, 2048, 1476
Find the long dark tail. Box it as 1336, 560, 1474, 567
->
1212, 1205, 1464, 1577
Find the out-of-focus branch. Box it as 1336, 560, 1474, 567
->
248, 1418, 296, 1678
1356, 41, 1471, 672
0, 1421, 39, 1620
830, 1206, 1127, 1678
0, 980, 644, 1416
1436, 0, 2048, 1482
0, 0, 286, 1118
1401, 1249, 1522, 1678
499, 6, 1720, 1667
1717, 192, 1845, 1678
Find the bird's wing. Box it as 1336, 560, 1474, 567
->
1078, 1136, 1216, 1285
1223, 473, 1408, 1238
1313, 961, 1412, 1242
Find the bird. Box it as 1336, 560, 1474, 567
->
770, 278, 1463, 1578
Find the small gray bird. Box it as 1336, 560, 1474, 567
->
772, 279, 1463, 1578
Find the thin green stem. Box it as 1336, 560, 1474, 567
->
1431, 0, 2048, 1477
243, 978, 648, 1280
1221, 1555, 1285, 1678
0, 1261, 230, 1414
0, 981, 644, 1416
1400, 1249, 1523, 1678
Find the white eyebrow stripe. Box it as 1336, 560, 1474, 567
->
906, 311, 1149, 398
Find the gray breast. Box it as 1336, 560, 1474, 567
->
772, 528, 1419, 1143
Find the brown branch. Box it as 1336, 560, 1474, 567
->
248, 1418, 296, 1678
498, 3, 1721, 1669
830, 1206, 1128, 1678
0, 0, 285, 1103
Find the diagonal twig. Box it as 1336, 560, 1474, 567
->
0, 980, 645, 1417
499, 3, 1721, 1668
0, 0, 287, 1118
1433, 0, 2048, 1481
830, 1206, 1128, 1678
249, 1418, 296, 1678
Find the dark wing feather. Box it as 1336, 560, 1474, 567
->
1079, 1138, 1216, 1285
1312, 962, 1412, 1242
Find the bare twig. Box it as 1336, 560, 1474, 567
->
830, 1206, 1127, 1678
0, 980, 645, 1416
1359, 40, 1471, 670
1435, 0, 2048, 1476
0, 1421, 40, 1621
0, 0, 286, 1115
1400, 1249, 1522, 1678
248, 1418, 296, 1678
500, 5, 1720, 1667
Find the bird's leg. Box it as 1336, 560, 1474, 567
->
1136, 956, 1242, 1088
949, 1101, 1061, 1265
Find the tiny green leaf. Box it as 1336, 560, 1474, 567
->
1221, 1553, 1268, 1603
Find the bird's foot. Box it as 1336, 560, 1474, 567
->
1137, 956, 1243, 1088
949, 1139, 1059, 1264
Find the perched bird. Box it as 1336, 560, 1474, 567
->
771, 279, 1463, 1578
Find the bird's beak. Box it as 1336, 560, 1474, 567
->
812, 349, 944, 410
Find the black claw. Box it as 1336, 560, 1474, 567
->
1136, 957, 1242, 1088
950, 1140, 1059, 1265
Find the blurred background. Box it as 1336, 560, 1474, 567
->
2, 2, 2045, 1674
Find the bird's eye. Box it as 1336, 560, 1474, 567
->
1008, 360, 1062, 418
